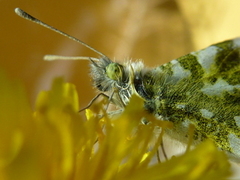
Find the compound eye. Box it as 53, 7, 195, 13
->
106, 63, 123, 81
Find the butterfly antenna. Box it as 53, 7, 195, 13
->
14, 8, 107, 57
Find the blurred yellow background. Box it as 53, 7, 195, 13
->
1, 0, 240, 109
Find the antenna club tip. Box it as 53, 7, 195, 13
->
14, 7, 106, 58
43, 55, 52, 61
15, 8, 26, 17
14, 7, 21, 14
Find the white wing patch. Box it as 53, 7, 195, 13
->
171, 59, 191, 79
201, 78, 240, 96
233, 38, 240, 48
176, 104, 186, 109
234, 116, 240, 127
191, 46, 218, 74
200, 109, 214, 119
228, 133, 240, 157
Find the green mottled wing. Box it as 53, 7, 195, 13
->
144, 38, 240, 162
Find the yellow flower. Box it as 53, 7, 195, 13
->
0, 72, 231, 180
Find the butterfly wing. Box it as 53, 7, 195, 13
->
143, 38, 240, 161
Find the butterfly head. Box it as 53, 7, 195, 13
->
90, 56, 146, 107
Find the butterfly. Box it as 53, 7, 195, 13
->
15, 7, 240, 163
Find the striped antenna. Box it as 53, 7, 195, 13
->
14, 8, 107, 58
